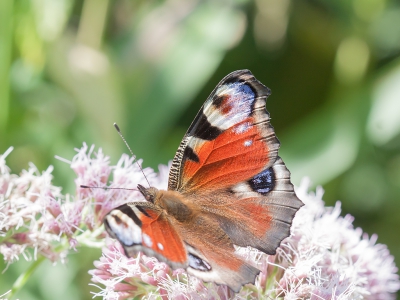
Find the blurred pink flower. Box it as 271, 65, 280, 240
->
71, 143, 166, 223
0, 146, 70, 263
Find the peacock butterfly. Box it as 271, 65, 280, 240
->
104, 70, 303, 292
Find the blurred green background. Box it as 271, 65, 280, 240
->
1, 0, 400, 299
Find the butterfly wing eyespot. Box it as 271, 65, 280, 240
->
182, 224, 260, 293
188, 252, 211, 271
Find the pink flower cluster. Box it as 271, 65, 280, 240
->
0, 143, 161, 265
273, 180, 400, 299
1, 145, 399, 299
0, 146, 69, 263
90, 240, 235, 300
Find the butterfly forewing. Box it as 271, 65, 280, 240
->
104, 202, 188, 269
168, 70, 280, 192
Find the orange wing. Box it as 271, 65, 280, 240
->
104, 202, 188, 269
168, 69, 279, 193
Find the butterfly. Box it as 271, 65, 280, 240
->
104, 69, 303, 292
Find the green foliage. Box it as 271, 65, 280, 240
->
1, 0, 399, 298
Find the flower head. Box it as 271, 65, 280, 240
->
0, 144, 166, 266
0, 147, 69, 263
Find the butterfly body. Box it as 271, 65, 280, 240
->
104, 70, 304, 292
144, 187, 199, 223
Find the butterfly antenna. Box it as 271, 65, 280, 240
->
113, 123, 151, 187
80, 185, 138, 191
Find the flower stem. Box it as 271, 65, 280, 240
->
8, 256, 45, 299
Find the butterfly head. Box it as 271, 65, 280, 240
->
137, 184, 158, 203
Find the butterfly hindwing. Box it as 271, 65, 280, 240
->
169, 70, 280, 192
185, 244, 259, 293
104, 202, 188, 269
172, 214, 260, 292
198, 157, 303, 254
